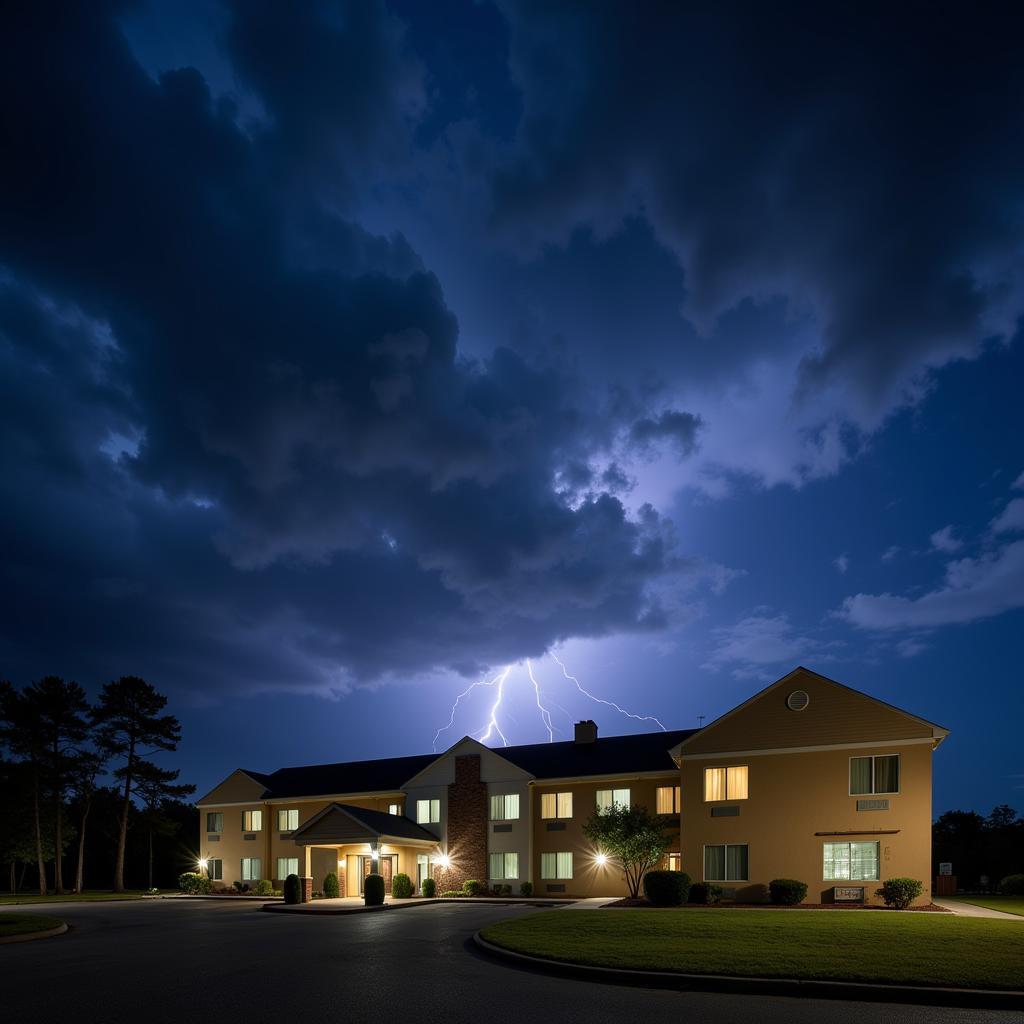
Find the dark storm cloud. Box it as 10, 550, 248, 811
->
0, 2, 715, 696
628, 411, 703, 457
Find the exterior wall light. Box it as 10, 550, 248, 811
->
198, 857, 208, 871
594, 853, 608, 867
436, 854, 451, 870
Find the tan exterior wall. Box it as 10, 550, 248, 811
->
680, 742, 934, 905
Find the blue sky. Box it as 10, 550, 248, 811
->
1, 1, 1021, 814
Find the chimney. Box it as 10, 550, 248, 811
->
574, 720, 598, 745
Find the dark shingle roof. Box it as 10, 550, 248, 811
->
246, 728, 695, 799
332, 803, 439, 841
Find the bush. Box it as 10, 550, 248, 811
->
283, 873, 302, 904
688, 882, 723, 905
463, 879, 485, 896
769, 878, 808, 906
233, 880, 248, 893
439, 889, 465, 897
323, 872, 340, 899
364, 873, 385, 906
392, 873, 414, 898
421, 877, 436, 898
876, 877, 923, 910
643, 870, 691, 906
501, 884, 512, 895
253, 879, 273, 896
520, 881, 533, 897
178, 872, 211, 895
1000, 874, 1024, 896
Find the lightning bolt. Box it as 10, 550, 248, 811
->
526, 658, 555, 741
476, 664, 512, 746
433, 667, 509, 751
549, 650, 667, 731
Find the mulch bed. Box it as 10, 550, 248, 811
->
606, 898, 951, 912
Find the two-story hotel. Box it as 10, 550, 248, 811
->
196, 667, 948, 905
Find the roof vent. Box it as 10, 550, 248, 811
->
574, 720, 598, 744
786, 689, 810, 712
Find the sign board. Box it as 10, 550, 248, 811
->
834, 886, 865, 902
939, 862, 952, 875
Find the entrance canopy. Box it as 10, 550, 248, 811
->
289, 802, 438, 849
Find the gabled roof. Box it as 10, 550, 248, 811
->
249, 752, 440, 799
290, 802, 438, 844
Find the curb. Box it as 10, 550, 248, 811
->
472, 931, 1024, 1010
261, 897, 561, 916
0, 922, 68, 945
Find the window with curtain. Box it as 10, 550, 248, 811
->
703, 844, 748, 881
823, 841, 879, 880
241, 857, 262, 881
416, 799, 440, 824
540, 792, 573, 819
489, 852, 519, 879
850, 755, 899, 795
489, 793, 520, 821
656, 786, 681, 814
276, 857, 298, 879
541, 852, 573, 879
277, 808, 298, 831
206, 812, 223, 833
704, 766, 748, 801
242, 809, 262, 832
207, 858, 223, 880
388, 803, 402, 815
596, 788, 630, 812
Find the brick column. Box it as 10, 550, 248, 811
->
436, 754, 488, 891
301, 877, 313, 903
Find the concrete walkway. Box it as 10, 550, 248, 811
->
933, 899, 1024, 920
563, 897, 618, 909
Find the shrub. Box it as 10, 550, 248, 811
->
364, 873, 385, 906
439, 890, 465, 897
323, 872, 340, 899
178, 872, 211, 895
233, 880, 248, 893
520, 881, 533, 897
1000, 874, 1024, 896
392, 873, 414, 898
876, 877, 923, 910
463, 879, 485, 896
643, 870, 691, 906
421, 877, 436, 898
283, 873, 302, 904
501, 884, 512, 895
769, 878, 808, 906
253, 879, 273, 897
688, 882, 723, 905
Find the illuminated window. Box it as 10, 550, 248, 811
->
704, 844, 748, 882
206, 812, 223, 833
489, 793, 520, 821
277, 808, 298, 831
276, 857, 298, 879
489, 852, 519, 880
388, 803, 402, 815
667, 853, 681, 872
242, 809, 262, 832
595, 788, 630, 812
703, 766, 748, 801
541, 852, 573, 880
850, 755, 899, 795
416, 799, 440, 824
656, 786, 681, 814
241, 857, 262, 882
540, 792, 573, 819
207, 858, 223, 880
823, 841, 879, 881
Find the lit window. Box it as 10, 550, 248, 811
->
207, 858, 223, 880
277, 808, 299, 831
489, 793, 520, 821
704, 844, 748, 881
823, 841, 879, 881
416, 799, 440, 824
595, 788, 630, 812
540, 792, 573, 819
242, 809, 263, 832
667, 853, 681, 872
206, 812, 223, 833
850, 756, 899, 795
241, 857, 262, 882
489, 852, 519, 880
276, 857, 299, 879
388, 803, 402, 815
656, 786, 681, 814
541, 852, 573, 879
703, 766, 748, 801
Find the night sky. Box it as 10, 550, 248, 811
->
2, 2, 1022, 812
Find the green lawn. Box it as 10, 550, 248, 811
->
0, 890, 153, 906
481, 909, 1024, 990
0, 913, 65, 938
948, 896, 1024, 917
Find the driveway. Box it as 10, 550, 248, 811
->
0, 901, 1016, 1023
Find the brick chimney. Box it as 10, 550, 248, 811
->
574, 720, 598, 744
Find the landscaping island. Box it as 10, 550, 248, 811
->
480, 909, 1024, 990
0, 913, 65, 940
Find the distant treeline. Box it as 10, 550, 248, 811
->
0, 676, 194, 894
933, 805, 1023, 890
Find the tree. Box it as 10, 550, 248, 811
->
93, 677, 184, 893
582, 803, 672, 899
68, 750, 106, 893
134, 762, 195, 890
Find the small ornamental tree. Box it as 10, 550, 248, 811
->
283, 873, 301, 904
392, 873, 413, 898
364, 873, 385, 906
421, 877, 436, 898
582, 804, 671, 899
323, 872, 340, 898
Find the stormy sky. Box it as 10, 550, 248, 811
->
2, 1, 1022, 809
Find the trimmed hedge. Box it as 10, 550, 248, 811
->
1000, 874, 1024, 896
283, 873, 302, 904
876, 877, 923, 909
463, 879, 485, 896
392, 873, 414, 898
520, 882, 533, 897
421, 877, 436, 898
178, 872, 212, 895
688, 882, 723, 905
643, 870, 691, 906
769, 878, 808, 905
364, 873, 385, 906
323, 872, 340, 899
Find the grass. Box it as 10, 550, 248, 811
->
481, 909, 1024, 990
0, 913, 65, 938
948, 896, 1024, 917
0, 890, 155, 906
